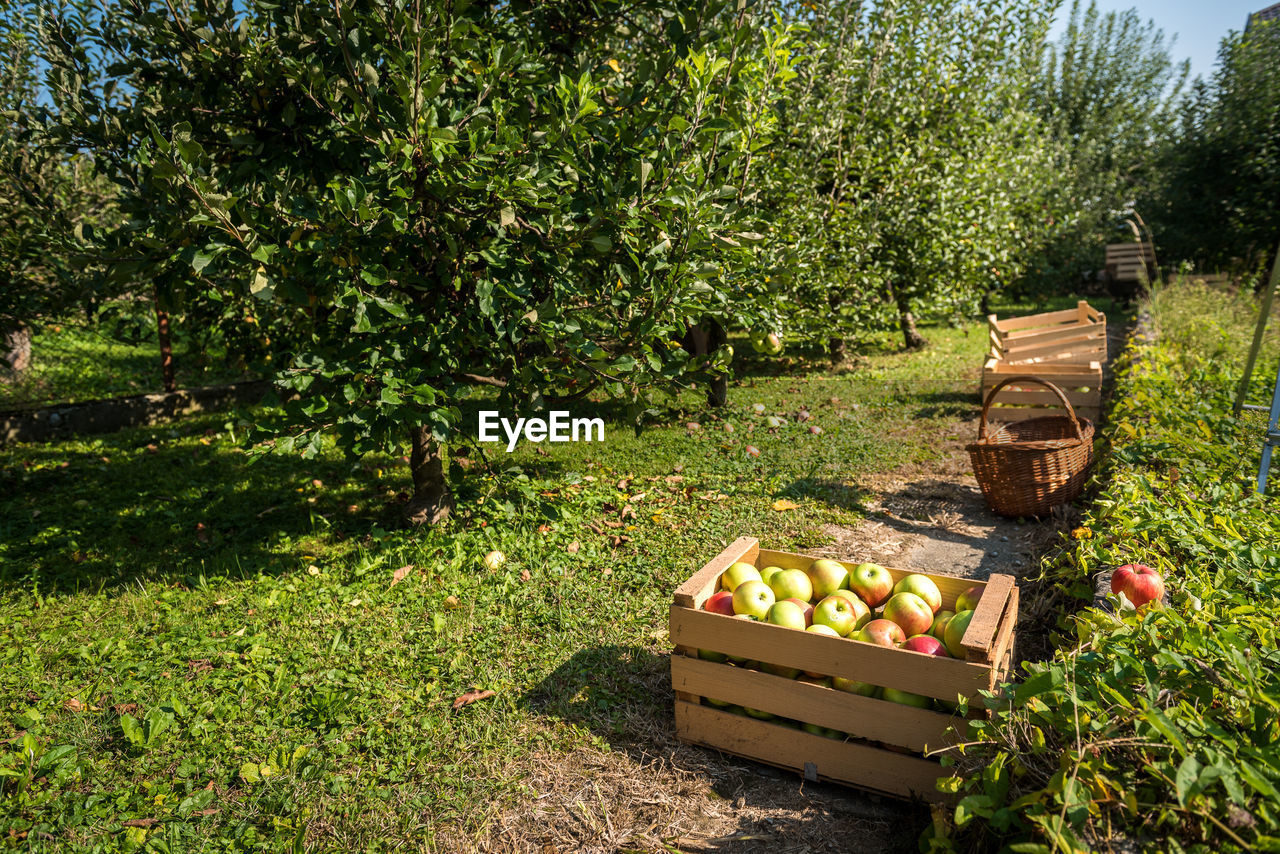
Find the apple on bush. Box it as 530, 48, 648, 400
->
769, 568, 814, 603
893, 574, 943, 614
807, 559, 850, 599
849, 562, 894, 608
732, 580, 775, 619
881, 591, 934, 637
704, 590, 735, 616
722, 562, 762, 592
1111, 563, 1165, 608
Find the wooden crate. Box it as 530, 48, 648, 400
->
1104, 242, 1154, 286
669, 537, 1018, 802
980, 358, 1102, 423
988, 300, 1106, 366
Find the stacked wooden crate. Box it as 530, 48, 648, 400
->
982, 300, 1105, 422
670, 537, 1018, 801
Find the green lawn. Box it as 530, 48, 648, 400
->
0, 295, 1118, 852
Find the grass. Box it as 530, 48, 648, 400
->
0, 293, 1120, 852
938, 279, 1280, 852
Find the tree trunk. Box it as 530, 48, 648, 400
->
980, 290, 992, 318
827, 336, 847, 364
0, 324, 32, 378
405, 425, 452, 526
895, 290, 926, 350
681, 318, 728, 408
154, 290, 176, 393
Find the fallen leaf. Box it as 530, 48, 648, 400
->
586, 523, 604, 535
537, 524, 551, 534
391, 564, 414, 587
452, 689, 496, 711
665, 475, 684, 483
628, 492, 647, 502
685, 422, 701, 431
520, 569, 531, 582
603, 520, 624, 529
122, 819, 159, 828
64, 698, 85, 712
307, 565, 321, 576
566, 541, 581, 554
616, 479, 630, 490
772, 499, 800, 511
797, 410, 812, 422
444, 595, 460, 609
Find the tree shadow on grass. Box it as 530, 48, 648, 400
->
776, 479, 876, 513
520, 644, 926, 853
911, 389, 979, 421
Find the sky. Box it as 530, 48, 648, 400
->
1046, 0, 1269, 82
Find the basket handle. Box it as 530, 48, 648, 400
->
979, 375, 1086, 443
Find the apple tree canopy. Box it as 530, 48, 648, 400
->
33, 0, 801, 518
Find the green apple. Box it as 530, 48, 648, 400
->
797, 675, 833, 689
722, 562, 762, 592
956, 585, 984, 613
893, 573, 943, 614
766, 600, 808, 631
743, 706, 775, 720
812, 594, 860, 637
758, 565, 785, 586
806, 623, 840, 637
930, 610, 955, 642
768, 568, 814, 603
830, 589, 872, 629
944, 609, 975, 658
832, 676, 880, 698
801, 722, 844, 739
881, 687, 934, 709
732, 580, 775, 619
807, 559, 850, 599
761, 661, 802, 679
705, 696, 732, 708
697, 648, 727, 663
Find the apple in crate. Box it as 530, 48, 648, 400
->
894, 574, 943, 614
769, 568, 814, 603
743, 706, 775, 720
813, 595, 860, 636
801, 722, 844, 739
733, 580, 775, 619
882, 592, 934, 637
762, 661, 802, 679
704, 590, 735, 616
767, 600, 809, 631
829, 589, 872, 628
956, 585, 984, 613
943, 609, 975, 659
722, 562, 762, 592
881, 687, 933, 709
853, 619, 906, 647
1111, 563, 1164, 608
803, 624, 839, 676
901, 635, 949, 657
783, 598, 815, 626
798, 675, 833, 689
849, 562, 894, 608
930, 610, 955, 642
807, 559, 850, 599
698, 648, 728, 663
832, 675, 880, 698
759, 565, 785, 586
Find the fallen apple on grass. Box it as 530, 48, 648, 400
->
1111, 563, 1165, 609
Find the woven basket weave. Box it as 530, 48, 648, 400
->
967, 376, 1095, 518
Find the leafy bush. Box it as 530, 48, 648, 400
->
933, 280, 1280, 852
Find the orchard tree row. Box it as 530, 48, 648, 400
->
2, 0, 1278, 517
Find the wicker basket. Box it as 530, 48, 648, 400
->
967, 376, 1095, 518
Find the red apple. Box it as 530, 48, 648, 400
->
769, 568, 814, 603
1111, 564, 1165, 608
882, 592, 934, 637
901, 634, 949, 657
852, 618, 906, 647
766, 600, 808, 631
956, 584, 983, 613
732, 580, 775, 619
829, 589, 872, 628
943, 609, 975, 659
849, 562, 894, 608
881, 687, 933, 709
722, 562, 762, 592
894, 574, 942, 614
813, 594, 860, 637
704, 590, 735, 616
807, 559, 850, 599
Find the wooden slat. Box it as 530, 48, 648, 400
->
670, 656, 962, 752
1002, 321, 1105, 349
994, 307, 1081, 332
960, 574, 1014, 660
982, 389, 1098, 406
984, 358, 1102, 377
670, 605, 993, 703
674, 701, 953, 802
987, 587, 1018, 680
673, 537, 758, 608
754, 550, 983, 612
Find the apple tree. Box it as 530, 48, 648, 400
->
36, 0, 800, 522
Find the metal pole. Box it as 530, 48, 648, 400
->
1258, 358, 1280, 494
1235, 239, 1280, 415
